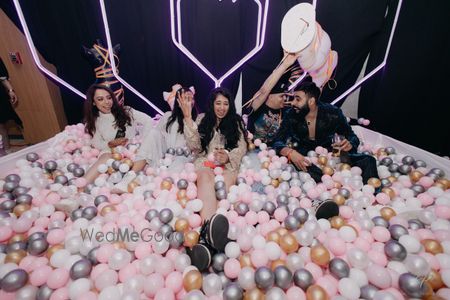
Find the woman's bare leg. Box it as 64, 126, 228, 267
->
131, 159, 147, 172
84, 153, 112, 184
196, 168, 217, 221
222, 170, 238, 192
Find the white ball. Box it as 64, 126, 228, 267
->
339, 226, 357, 242
109, 249, 132, 270
97, 164, 108, 173
50, 249, 71, 268
265, 242, 281, 260
349, 268, 368, 287
429, 187, 444, 197
119, 164, 130, 173
338, 278, 360, 300
281, 171, 291, 181
252, 235, 266, 250
399, 235, 421, 253
224, 242, 241, 259
94, 177, 106, 187
99, 285, 121, 300
69, 278, 92, 299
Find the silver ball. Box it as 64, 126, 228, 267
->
84, 184, 95, 194
169, 232, 184, 248
143, 190, 153, 199
27, 238, 49, 256
215, 189, 227, 200
338, 188, 351, 199
26, 152, 39, 162
411, 184, 425, 196
0, 269, 29, 292
36, 284, 53, 300
94, 195, 109, 206
255, 266, 274, 290
274, 265, 292, 290
385, 147, 396, 155
70, 259, 92, 280
388, 163, 399, 173
0, 199, 16, 212
329, 258, 350, 279
429, 168, 445, 178
276, 194, 289, 206
66, 163, 79, 173
6, 241, 27, 253
360, 284, 378, 300
3, 181, 19, 192
293, 268, 314, 290
54, 175, 68, 185
28, 231, 46, 242
293, 208, 308, 224
5, 173, 21, 182
175, 147, 184, 156
177, 179, 189, 190
388, 224, 408, 240
235, 202, 249, 216
284, 215, 300, 230
380, 178, 392, 188
87, 246, 99, 265
214, 181, 226, 191
73, 167, 85, 177
263, 201, 276, 215
82, 206, 97, 220
408, 219, 425, 230
391, 171, 401, 178
183, 147, 191, 157
398, 165, 412, 175
402, 156, 415, 165
145, 209, 159, 222
13, 186, 30, 197
0, 192, 14, 200
236, 177, 246, 184
44, 160, 57, 172
16, 194, 32, 205
212, 253, 227, 272
31, 161, 43, 168
159, 208, 174, 224
71, 208, 83, 221
111, 160, 121, 171
218, 272, 231, 287
384, 239, 407, 261
380, 157, 393, 167
372, 216, 389, 228
167, 148, 176, 155
398, 272, 429, 298
223, 283, 243, 300
413, 160, 426, 168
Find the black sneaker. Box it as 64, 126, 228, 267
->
186, 243, 213, 272
313, 199, 339, 219
202, 214, 230, 252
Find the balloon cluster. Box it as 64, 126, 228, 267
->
0, 124, 450, 299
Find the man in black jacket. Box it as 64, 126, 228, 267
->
273, 82, 378, 184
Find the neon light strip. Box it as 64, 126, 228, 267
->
99, 0, 163, 115
13, 0, 86, 99
170, 0, 269, 87
287, 72, 308, 91
331, 0, 403, 105
313, 0, 317, 9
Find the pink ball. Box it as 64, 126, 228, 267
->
224, 258, 241, 279
366, 264, 391, 289
286, 286, 306, 300
119, 263, 137, 282
97, 244, 115, 263
353, 237, 371, 252
144, 273, 165, 297
188, 214, 202, 228
368, 250, 388, 266
46, 228, 65, 245
418, 193, 434, 207
47, 268, 70, 289
157, 257, 175, 277
50, 287, 69, 300
339, 206, 353, 219
375, 193, 390, 205
435, 205, 450, 219
328, 237, 346, 256
418, 176, 434, 188
299, 247, 311, 263
0, 226, 13, 242
165, 272, 183, 293
257, 211, 270, 224
245, 211, 258, 226
155, 288, 175, 300
250, 249, 269, 268
30, 265, 53, 287
316, 275, 338, 297
290, 186, 302, 198
46, 192, 61, 204
0, 290, 15, 300
299, 198, 312, 208
371, 227, 390, 242
307, 189, 319, 199
274, 207, 288, 222
305, 262, 323, 281
19, 255, 36, 272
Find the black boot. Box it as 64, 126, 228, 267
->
312, 199, 339, 219
199, 214, 230, 252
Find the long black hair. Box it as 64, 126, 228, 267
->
166, 87, 198, 134
198, 87, 248, 153
84, 84, 132, 136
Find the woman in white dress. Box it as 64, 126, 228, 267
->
156, 86, 198, 171
83, 84, 159, 192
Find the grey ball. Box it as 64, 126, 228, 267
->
284, 215, 300, 231
413, 160, 427, 168
66, 163, 79, 173
36, 284, 53, 300
402, 156, 415, 166
263, 201, 276, 216
16, 194, 33, 205
408, 219, 425, 230
111, 160, 121, 171
235, 202, 249, 216
212, 253, 227, 272
398, 272, 429, 298
0, 192, 14, 200
27, 238, 49, 256
429, 168, 445, 178
26, 152, 39, 162
87, 247, 99, 265
255, 266, 274, 290
73, 167, 85, 177
169, 232, 184, 248
71, 208, 83, 221
338, 188, 351, 199
3, 180, 19, 192
159, 224, 173, 239
274, 265, 293, 290
6, 241, 27, 253
380, 157, 393, 167
293, 268, 314, 290
384, 239, 407, 261
360, 284, 378, 300
84, 183, 95, 194
398, 164, 412, 175
167, 148, 176, 155
389, 224, 408, 240
214, 181, 226, 191
70, 258, 92, 280
0, 268, 28, 292
411, 184, 425, 196
385, 147, 396, 155
94, 195, 109, 206
183, 147, 191, 157
82, 206, 97, 220
0, 199, 16, 212
223, 283, 243, 300
13, 186, 30, 198
31, 161, 43, 168
5, 173, 21, 182
391, 171, 401, 178
145, 209, 159, 222
277, 194, 289, 206
159, 208, 174, 224
292, 207, 309, 224
28, 231, 46, 242
372, 216, 389, 228
329, 258, 350, 279
236, 177, 247, 185
143, 190, 153, 199
388, 163, 399, 173
54, 175, 68, 185
218, 272, 231, 287
44, 160, 57, 172
215, 189, 227, 200
177, 179, 189, 190
175, 147, 184, 156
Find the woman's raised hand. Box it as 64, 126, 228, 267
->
177, 91, 192, 120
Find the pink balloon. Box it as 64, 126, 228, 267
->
157, 257, 175, 277
135, 242, 152, 259
224, 258, 241, 279
316, 275, 338, 297
368, 250, 388, 266
97, 244, 115, 263
50, 287, 69, 300
366, 264, 391, 289
47, 268, 70, 289
30, 265, 53, 287
91, 264, 109, 280
12, 217, 33, 233
144, 273, 165, 298
46, 192, 61, 204
375, 193, 390, 205
305, 262, 323, 280
328, 237, 346, 256
119, 263, 137, 282
188, 214, 202, 228
0, 226, 13, 242
0, 290, 15, 300
274, 207, 288, 222
286, 286, 306, 300
76, 291, 97, 300
339, 206, 353, 219
290, 186, 302, 198
165, 272, 183, 293
435, 205, 450, 219
46, 228, 65, 245
371, 227, 390, 243
155, 288, 175, 300
245, 211, 258, 226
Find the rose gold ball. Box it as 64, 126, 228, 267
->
13, 204, 31, 217
175, 219, 189, 232
112, 153, 122, 160
310, 245, 331, 267
127, 181, 139, 193
244, 288, 265, 300
276, 227, 289, 237
409, 170, 424, 182
433, 182, 446, 190
280, 233, 299, 254
339, 163, 351, 171
421, 239, 444, 255
271, 179, 280, 188
122, 158, 134, 168
160, 180, 172, 190
183, 270, 203, 292
318, 156, 328, 166
267, 231, 281, 244
387, 176, 397, 183
306, 284, 329, 300
322, 166, 334, 176
4, 250, 27, 264
248, 143, 256, 151
271, 259, 286, 270
380, 207, 396, 221
426, 270, 444, 291
178, 198, 188, 208
436, 178, 450, 189
184, 230, 199, 248
177, 189, 187, 200
9, 233, 27, 243
112, 241, 127, 249
107, 167, 115, 175
240, 254, 252, 268
262, 161, 270, 169
382, 187, 396, 199
367, 178, 381, 188
330, 216, 345, 229
100, 205, 116, 216
333, 194, 346, 206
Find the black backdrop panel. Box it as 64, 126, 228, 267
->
1, 0, 448, 154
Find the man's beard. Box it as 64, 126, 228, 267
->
294, 104, 310, 118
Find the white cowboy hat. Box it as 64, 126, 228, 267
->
281, 2, 316, 53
